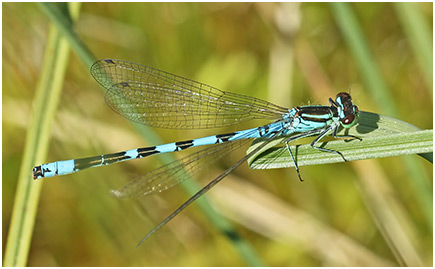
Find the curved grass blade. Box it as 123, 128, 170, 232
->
248, 111, 433, 169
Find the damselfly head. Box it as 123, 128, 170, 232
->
335, 92, 359, 128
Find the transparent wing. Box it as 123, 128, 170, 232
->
111, 138, 253, 199
136, 130, 285, 245
90, 59, 289, 129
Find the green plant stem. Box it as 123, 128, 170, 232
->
3, 3, 82, 266
38, 3, 95, 67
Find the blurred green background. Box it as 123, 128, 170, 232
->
3, 2, 432, 266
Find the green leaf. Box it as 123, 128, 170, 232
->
248, 111, 433, 169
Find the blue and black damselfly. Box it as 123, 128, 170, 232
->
33, 59, 361, 244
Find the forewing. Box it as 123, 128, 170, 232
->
91, 59, 288, 129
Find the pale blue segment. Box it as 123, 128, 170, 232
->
124, 149, 139, 159
191, 136, 221, 146
336, 97, 346, 118
155, 143, 177, 152
336, 97, 344, 107
291, 117, 330, 133
57, 160, 76, 175
307, 113, 332, 119
42, 159, 75, 177
40, 163, 56, 177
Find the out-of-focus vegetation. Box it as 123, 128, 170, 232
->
3, 2, 432, 266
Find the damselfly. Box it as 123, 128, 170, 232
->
33, 59, 361, 244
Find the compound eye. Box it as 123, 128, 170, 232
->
341, 114, 356, 128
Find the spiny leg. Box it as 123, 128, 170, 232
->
310, 124, 353, 162
285, 129, 324, 182
285, 142, 302, 182
311, 125, 347, 160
